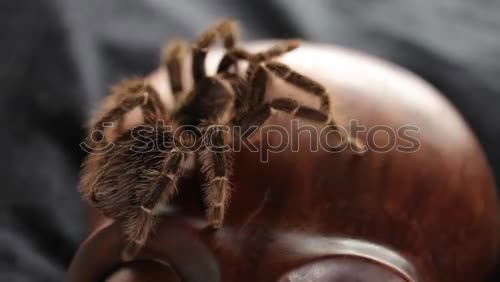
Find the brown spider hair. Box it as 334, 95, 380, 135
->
80, 19, 364, 246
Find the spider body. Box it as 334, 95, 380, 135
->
80, 20, 363, 245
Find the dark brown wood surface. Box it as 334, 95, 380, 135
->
68, 42, 500, 282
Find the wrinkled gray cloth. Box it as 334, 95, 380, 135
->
1, 0, 499, 281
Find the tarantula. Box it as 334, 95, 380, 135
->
80, 19, 364, 245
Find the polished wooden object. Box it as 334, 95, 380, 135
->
68, 42, 500, 282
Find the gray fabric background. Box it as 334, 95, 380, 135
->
0, 0, 499, 281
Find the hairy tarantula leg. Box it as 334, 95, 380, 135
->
270, 97, 328, 121
87, 80, 165, 149
162, 39, 189, 97
264, 61, 331, 114
263, 61, 366, 151
234, 62, 276, 134
129, 147, 191, 245
217, 40, 300, 74
200, 124, 233, 228
141, 148, 187, 213
216, 48, 250, 74
238, 98, 364, 152
245, 65, 268, 117
264, 61, 332, 117
252, 40, 301, 62
217, 19, 239, 49
193, 19, 239, 82
216, 55, 238, 74
271, 97, 365, 153
231, 63, 269, 123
